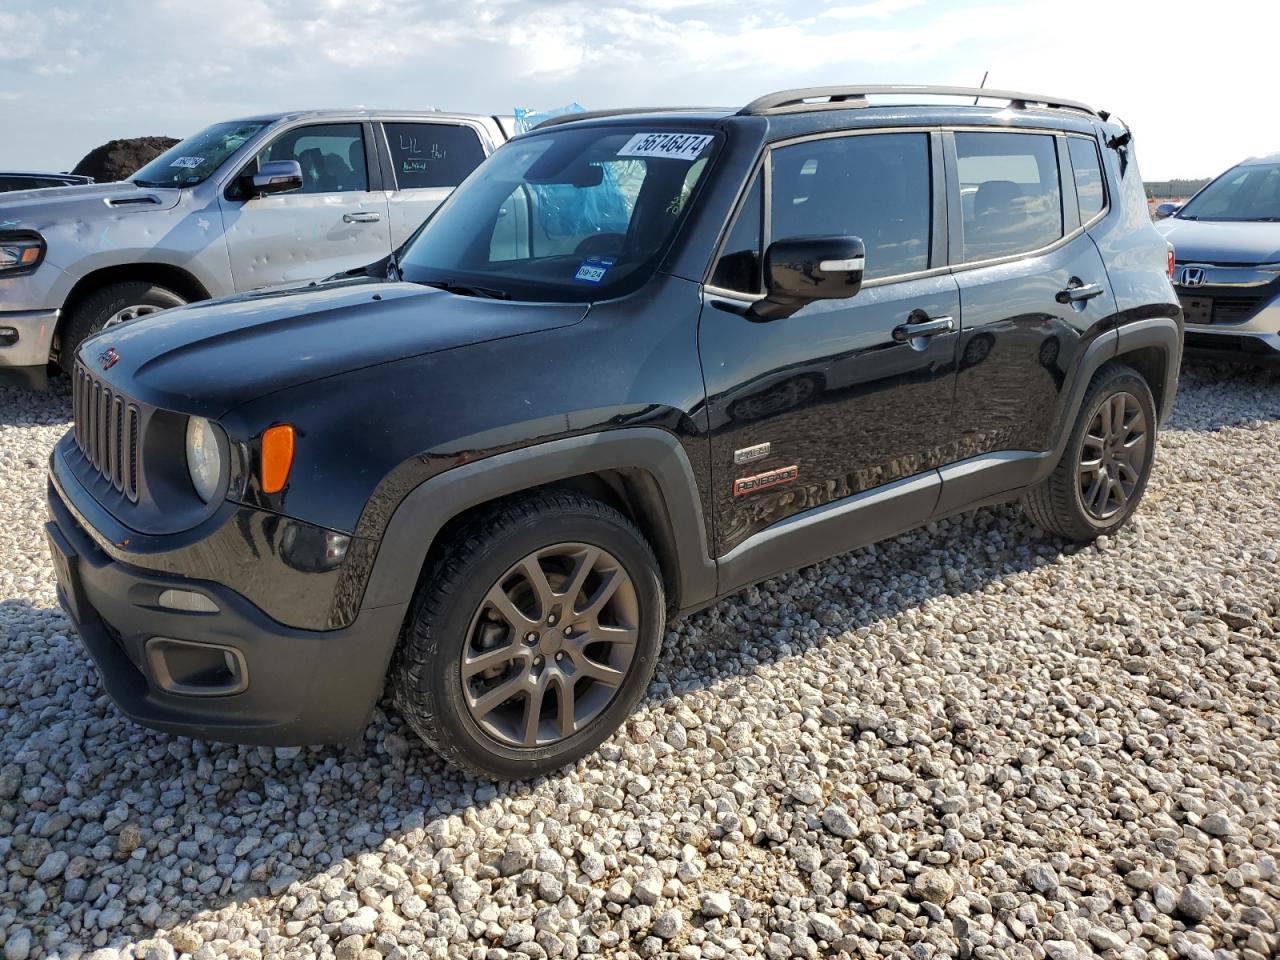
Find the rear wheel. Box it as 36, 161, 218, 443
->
1023, 363, 1156, 541
58, 281, 185, 373
392, 491, 664, 780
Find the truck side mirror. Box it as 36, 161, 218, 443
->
1153, 202, 1180, 220
749, 236, 865, 321
246, 160, 304, 198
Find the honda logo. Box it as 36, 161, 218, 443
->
1176, 265, 1208, 288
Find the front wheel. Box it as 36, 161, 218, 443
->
58, 281, 186, 373
392, 491, 665, 780
1023, 362, 1157, 541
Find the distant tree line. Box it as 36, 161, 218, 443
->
1145, 179, 1210, 199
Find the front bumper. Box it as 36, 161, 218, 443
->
0, 308, 59, 370
1175, 263, 1280, 362
1183, 328, 1280, 363
47, 477, 408, 746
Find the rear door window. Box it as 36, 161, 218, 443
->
770, 132, 931, 281
384, 123, 487, 189
256, 123, 368, 194
1067, 136, 1107, 223
955, 131, 1063, 262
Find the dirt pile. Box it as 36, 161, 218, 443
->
71, 136, 179, 183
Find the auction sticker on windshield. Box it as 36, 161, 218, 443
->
618, 133, 713, 161
170, 157, 204, 168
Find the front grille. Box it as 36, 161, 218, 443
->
1211, 294, 1268, 325
72, 362, 140, 501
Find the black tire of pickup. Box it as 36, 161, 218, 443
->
392, 490, 665, 780
1023, 362, 1157, 542
58, 281, 186, 373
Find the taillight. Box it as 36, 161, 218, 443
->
1167, 244, 1176, 280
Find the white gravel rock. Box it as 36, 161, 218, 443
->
2, 365, 1280, 959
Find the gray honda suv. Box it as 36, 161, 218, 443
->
1155, 152, 1280, 362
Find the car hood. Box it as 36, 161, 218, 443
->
82, 277, 589, 416
0, 181, 181, 227
1155, 217, 1280, 265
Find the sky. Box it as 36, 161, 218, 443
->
0, 0, 1273, 181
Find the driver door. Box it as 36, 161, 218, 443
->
700, 131, 961, 559
219, 121, 392, 291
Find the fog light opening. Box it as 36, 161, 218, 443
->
0, 327, 18, 346
146, 638, 247, 696
157, 588, 219, 613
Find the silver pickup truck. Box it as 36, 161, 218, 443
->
0, 109, 511, 384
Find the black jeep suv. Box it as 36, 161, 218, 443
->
46, 86, 1182, 779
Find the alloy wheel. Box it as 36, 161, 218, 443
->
462, 543, 639, 747
1078, 391, 1148, 520
103, 304, 165, 329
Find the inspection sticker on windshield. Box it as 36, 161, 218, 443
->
574, 256, 615, 284
618, 133, 713, 161
169, 156, 203, 168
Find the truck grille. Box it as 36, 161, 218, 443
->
72, 363, 140, 501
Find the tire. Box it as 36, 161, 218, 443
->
58, 281, 186, 373
1023, 362, 1157, 541
392, 491, 665, 780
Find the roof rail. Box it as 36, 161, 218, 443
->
739, 85, 1100, 119
532, 106, 723, 130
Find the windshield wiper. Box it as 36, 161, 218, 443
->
421, 279, 511, 300
131, 179, 172, 188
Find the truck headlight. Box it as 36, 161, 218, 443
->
185, 416, 224, 503
0, 233, 46, 275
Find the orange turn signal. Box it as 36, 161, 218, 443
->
260, 424, 295, 494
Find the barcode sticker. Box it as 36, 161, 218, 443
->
617, 133, 713, 161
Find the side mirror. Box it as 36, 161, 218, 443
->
750, 236, 865, 321
1153, 202, 1180, 220
245, 160, 303, 198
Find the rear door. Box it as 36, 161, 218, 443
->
699, 130, 961, 557
219, 121, 392, 291
942, 129, 1118, 500
378, 120, 490, 247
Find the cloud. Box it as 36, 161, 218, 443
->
0, 0, 1272, 178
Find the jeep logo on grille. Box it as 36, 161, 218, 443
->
1176, 265, 1208, 288
97, 347, 120, 370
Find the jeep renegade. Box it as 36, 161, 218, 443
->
46, 86, 1182, 779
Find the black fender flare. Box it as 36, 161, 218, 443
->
357, 428, 718, 616
1048, 315, 1182, 466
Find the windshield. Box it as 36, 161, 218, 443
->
130, 120, 270, 188
1178, 161, 1280, 221
397, 125, 720, 302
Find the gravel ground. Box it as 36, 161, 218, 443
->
2, 361, 1280, 960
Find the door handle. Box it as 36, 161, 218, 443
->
343, 212, 382, 223
892, 315, 954, 342
1056, 280, 1105, 304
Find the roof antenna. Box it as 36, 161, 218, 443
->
973, 71, 988, 105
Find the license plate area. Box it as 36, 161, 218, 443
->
1180, 295, 1213, 325
45, 522, 88, 624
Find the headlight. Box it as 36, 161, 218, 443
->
0, 233, 46, 275
185, 416, 224, 503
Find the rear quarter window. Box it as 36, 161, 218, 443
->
385, 123, 487, 189
1067, 136, 1107, 222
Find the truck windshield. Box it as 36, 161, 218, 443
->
130, 121, 270, 188
1178, 161, 1280, 221
397, 125, 720, 302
